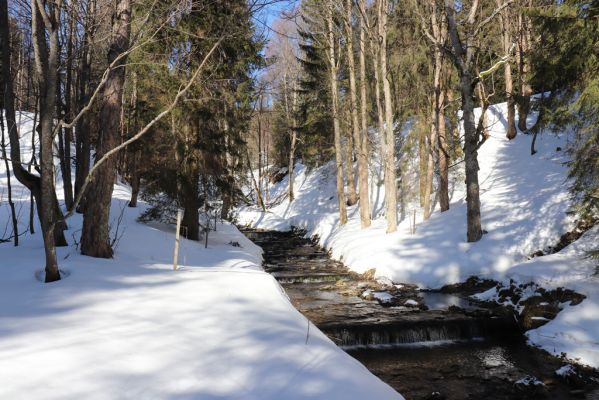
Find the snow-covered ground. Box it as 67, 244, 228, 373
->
477, 225, 599, 368
0, 113, 401, 399
237, 102, 599, 368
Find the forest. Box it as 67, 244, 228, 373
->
1, 0, 598, 399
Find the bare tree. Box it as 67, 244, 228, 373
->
377, 0, 397, 233
444, 0, 513, 241
31, 0, 63, 281
496, 0, 517, 139
326, 0, 348, 225
345, 0, 370, 227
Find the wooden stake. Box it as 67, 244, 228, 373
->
173, 208, 183, 270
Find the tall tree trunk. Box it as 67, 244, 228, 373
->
358, 0, 372, 224
31, 0, 62, 281
28, 107, 38, 234
445, 0, 483, 242
288, 86, 298, 202
346, 0, 370, 227
378, 0, 397, 232
345, 112, 358, 206
81, 0, 131, 258
423, 111, 435, 220
437, 88, 449, 211
461, 75, 483, 242
371, 25, 386, 212
517, 1, 532, 132
0, 113, 18, 245
430, 3, 450, 212
74, 0, 95, 211
497, 0, 517, 139
61, 8, 75, 209
327, 0, 348, 225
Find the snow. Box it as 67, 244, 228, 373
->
237, 101, 574, 289
514, 375, 545, 387
510, 227, 599, 368
372, 291, 394, 303
0, 113, 401, 399
555, 364, 577, 378
237, 101, 599, 369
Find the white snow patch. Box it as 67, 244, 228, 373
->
0, 113, 402, 399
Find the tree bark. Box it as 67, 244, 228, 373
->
81, 0, 131, 258
516, 0, 532, 132
423, 112, 435, 220
437, 88, 449, 211
345, 114, 358, 206
430, 2, 450, 212
497, 0, 517, 139
346, 0, 370, 226
327, 0, 348, 225
358, 0, 371, 224
288, 86, 298, 202
31, 0, 62, 281
445, 0, 483, 242
378, 0, 397, 232
0, 113, 18, 245
74, 0, 95, 211
61, 8, 75, 209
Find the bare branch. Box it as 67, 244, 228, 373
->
62, 36, 224, 222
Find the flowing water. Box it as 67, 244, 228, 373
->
241, 228, 599, 400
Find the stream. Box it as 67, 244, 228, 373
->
241, 228, 599, 400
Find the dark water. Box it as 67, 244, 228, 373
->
241, 228, 599, 400
350, 340, 599, 399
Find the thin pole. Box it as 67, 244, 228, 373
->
173, 208, 183, 270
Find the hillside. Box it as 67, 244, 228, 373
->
237, 101, 599, 368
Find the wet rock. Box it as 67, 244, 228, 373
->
440, 276, 497, 295
520, 296, 560, 330
514, 375, 548, 398
555, 364, 586, 388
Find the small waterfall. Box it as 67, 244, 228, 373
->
323, 316, 517, 348
274, 273, 350, 284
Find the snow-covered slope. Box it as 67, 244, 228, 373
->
238, 101, 574, 288
0, 114, 401, 399
237, 102, 599, 369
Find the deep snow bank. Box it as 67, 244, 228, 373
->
237, 101, 599, 368
238, 101, 574, 288
0, 114, 401, 399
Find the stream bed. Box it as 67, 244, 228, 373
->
241, 228, 599, 399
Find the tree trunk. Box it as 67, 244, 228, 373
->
327, 0, 348, 225
358, 0, 371, 223
0, 113, 18, 245
288, 86, 298, 202
445, 0, 483, 242
74, 0, 95, 212
31, 0, 62, 281
517, 2, 532, 132
461, 75, 483, 242
437, 88, 449, 211
430, 3, 449, 212
61, 10, 75, 209
378, 0, 397, 232
81, 0, 131, 258
498, 0, 517, 140
423, 112, 435, 220
345, 114, 358, 206
346, 0, 370, 227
